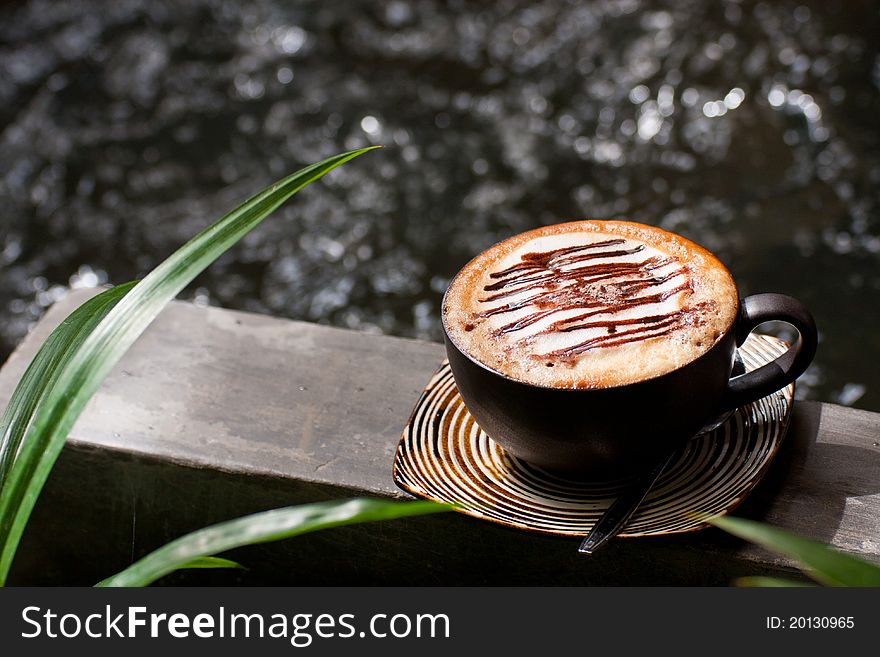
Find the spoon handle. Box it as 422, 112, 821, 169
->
578, 451, 675, 554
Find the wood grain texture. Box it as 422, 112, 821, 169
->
0, 289, 445, 495
0, 289, 877, 584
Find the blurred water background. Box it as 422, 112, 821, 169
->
1, 0, 878, 410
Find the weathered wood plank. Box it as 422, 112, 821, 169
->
0, 288, 877, 585
0, 289, 445, 496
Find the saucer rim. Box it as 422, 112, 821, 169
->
392, 334, 794, 539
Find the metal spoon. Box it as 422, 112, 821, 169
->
578, 357, 744, 554
578, 449, 676, 554
578, 410, 736, 554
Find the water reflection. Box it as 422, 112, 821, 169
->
0, 0, 878, 410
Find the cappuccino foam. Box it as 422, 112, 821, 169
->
443, 220, 739, 388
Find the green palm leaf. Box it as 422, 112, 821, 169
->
0, 147, 377, 584
709, 515, 880, 587
175, 557, 245, 571
97, 498, 446, 587
733, 576, 814, 588
0, 283, 135, 483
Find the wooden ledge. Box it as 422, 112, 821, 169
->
1, 289, 878, 585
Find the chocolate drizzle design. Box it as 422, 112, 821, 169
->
476, 238, 705, 360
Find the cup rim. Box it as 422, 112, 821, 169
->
440, 219, 741, 392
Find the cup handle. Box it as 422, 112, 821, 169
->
719, 293, 818, 411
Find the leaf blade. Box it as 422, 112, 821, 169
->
96, 498, 447, 587
733, 576, 815, 588
709, 515, 880, 587
175, 556, 245, 571
0, 283, 136, 482
0, 148, 377, 584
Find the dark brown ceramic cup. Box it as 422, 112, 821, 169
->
441, 236, 817, 479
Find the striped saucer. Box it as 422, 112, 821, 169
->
393, 333, 794, 538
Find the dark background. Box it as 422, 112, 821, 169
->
1, 0, 878, 409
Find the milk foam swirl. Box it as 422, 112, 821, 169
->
475, 237, 698, 360
443, 221, 738, 389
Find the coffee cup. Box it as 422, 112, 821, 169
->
441, 220, 817, 477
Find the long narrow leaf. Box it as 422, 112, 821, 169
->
733, 576, 814, 588
97, 498, 446, 587
176, 556, 245, 571
709, 515, 880, 587
0, 283, 135, 482
0, 148, 376, 584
